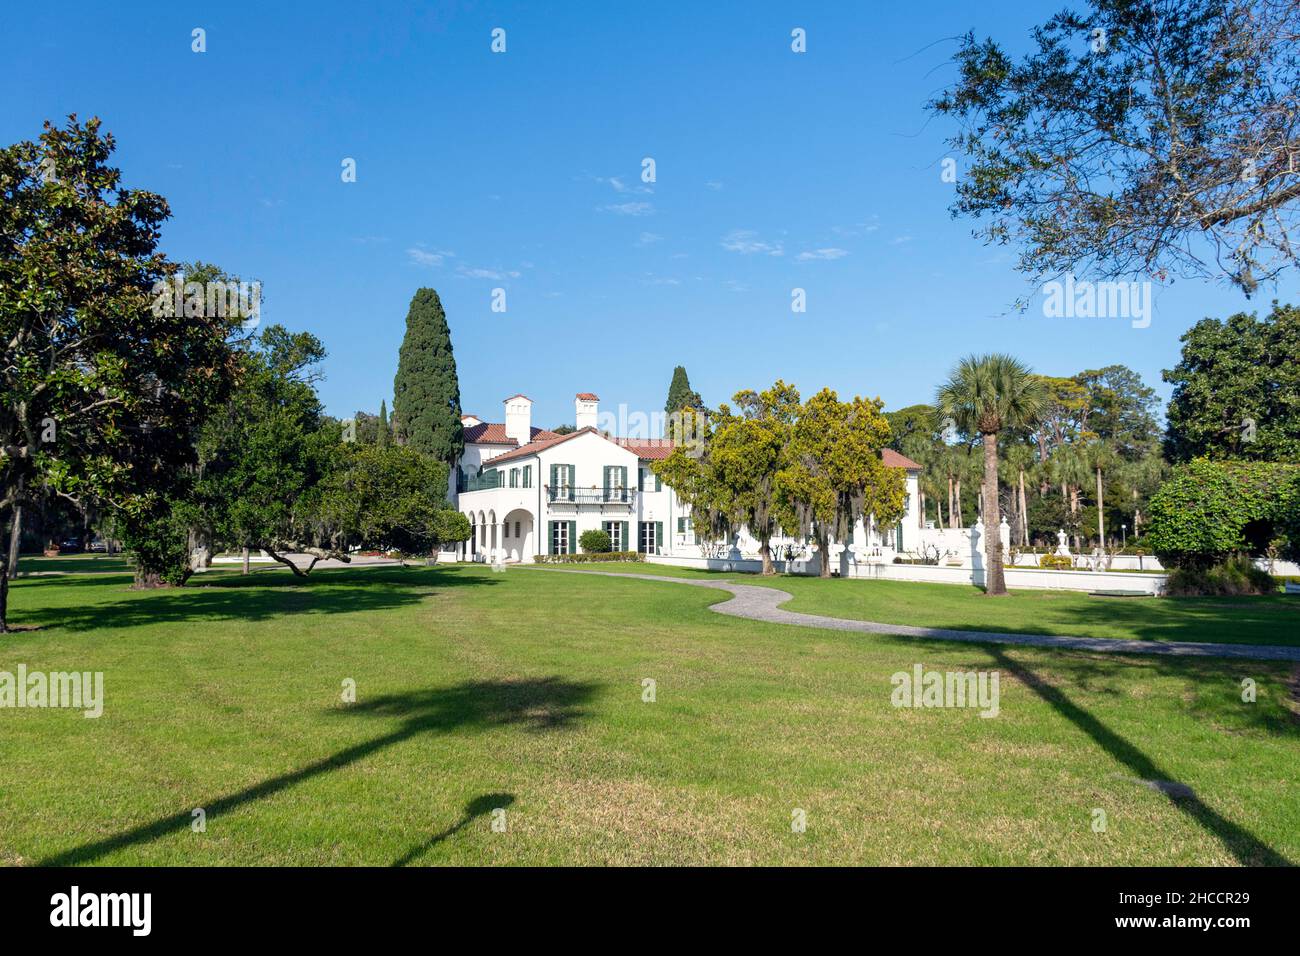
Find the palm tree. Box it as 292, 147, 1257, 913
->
936, 355, 1046, 596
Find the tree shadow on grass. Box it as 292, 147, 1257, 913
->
38, 677, 597, 866
12, 565, 497, 634
391, 793, 516, 867
988, 647, 1292, 866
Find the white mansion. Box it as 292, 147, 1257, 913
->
450, 392, 923, 567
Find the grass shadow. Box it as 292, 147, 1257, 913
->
38, 677, 597, 866
390, 793, 515, 866
988, 647, 1292, 866
10, 565, 497, 633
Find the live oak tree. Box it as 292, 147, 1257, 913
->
776, 389, 907, 579
392, 288, 464, 467
712, 381, 801, 575
0, 117, 236, 626
936, 355, 1047, 595
1163, 302, 1300, 462
932, 0, 1300, 294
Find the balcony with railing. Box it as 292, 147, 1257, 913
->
460, 471, 505, 493
545, 485, 637, 506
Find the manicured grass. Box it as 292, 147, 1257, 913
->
0, 564, 1296, 865
549, 562, 1300, 647
17, 553, 133, 575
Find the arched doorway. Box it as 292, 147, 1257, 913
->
501, 508, 535, 562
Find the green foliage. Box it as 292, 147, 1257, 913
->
1163, 304, 1300, 463
579, 529, 612, 553
1146, 459, 1300, 568
317, 445, 453, 555
0, 119, 238, 615
377, 400, 391, 450
118, 501, 195, 587
433, 510, 471, 547
664, 366, 705, 422
931, 0, 1300, 292
392, 288, 464, 465
1037, 553, 1073, 571
776, 388, 905, 577
1165, 555, 1277, 597
532, 551, 644, 564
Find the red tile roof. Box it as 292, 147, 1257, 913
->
463, 421, 560, 446
487, 426, 599, 465
615, 438, 676, 460
469, 425, 924, 470
575, 392, 599, 401
882, 448, 923, 470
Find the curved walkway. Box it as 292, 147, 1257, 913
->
538, 568, 1300, 662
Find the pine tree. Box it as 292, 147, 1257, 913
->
377, 400, 390, 449
392, 289, 464, 464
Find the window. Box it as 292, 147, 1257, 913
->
677, 516, 693, 533
509, 468, 519, 488
522, 465, 532, 488
549, 464, 575, 500
603, 465, 628, 501
603, 521, 627, 551
549, 521, 574, 555
514, 521, 520, 538
638, 466, 661, 492
638, 521, 662, 554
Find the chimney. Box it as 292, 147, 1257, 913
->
461, 413, 481, 427
504, 394, 532, 444
575, 392, 599, 431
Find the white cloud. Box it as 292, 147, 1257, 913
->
721, 229, 784, 256
889, 235, 913, 246
600, 201, 654, 216
636, 231, 663, 246
457, 264, 521, 280
796, 247, 849, 261
704, 180, 724, 191
407, 247, 453, 267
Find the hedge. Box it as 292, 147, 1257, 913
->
1145, 459, 1300, 569
532, 551, 645, 564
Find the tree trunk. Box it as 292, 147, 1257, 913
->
947, 477, 955, 529
133, 569, 167, 589
759, 538, 774, 576
1095, 466, 1105, 548
7, 498, 22, 581
241, 547, 251, 575
1018, 468, 1029, 546
982, 432, 1007, 596
0, 557, 9, 632
955, 479, 964, 527
817, 529, 832, 578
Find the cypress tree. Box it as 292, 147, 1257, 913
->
392, 289, 464, 464
665, 366, 703, 415
377, 400, 390, 449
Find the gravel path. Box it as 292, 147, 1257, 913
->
536, 568, 1300, 662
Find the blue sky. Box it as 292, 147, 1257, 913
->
5, 1, 1292, 432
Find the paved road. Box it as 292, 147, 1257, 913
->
537, 568, 1300, 662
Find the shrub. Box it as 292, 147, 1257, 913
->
1146, 459, 1300, 569
1037, 553, 1073, 570
578, 529, 612, 553
1164, 554, 1277, 596
533, 551, 643, 564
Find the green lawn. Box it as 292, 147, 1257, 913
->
547, 562, 1300, 647
17, 553, 134, 575
0, 564, 1296, 866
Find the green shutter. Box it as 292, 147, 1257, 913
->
549, 464, 557, 496
603, 466, 611, 499
619, 466, 627, 497
547, 521, 555, 555
568, 465, 576, 499
654, 471, 662, 492
638, 467, 644, 491
655, 522, 663, 554
620, 521, 629, 552
677, 517, 685, 533
567, 521, 576, 554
